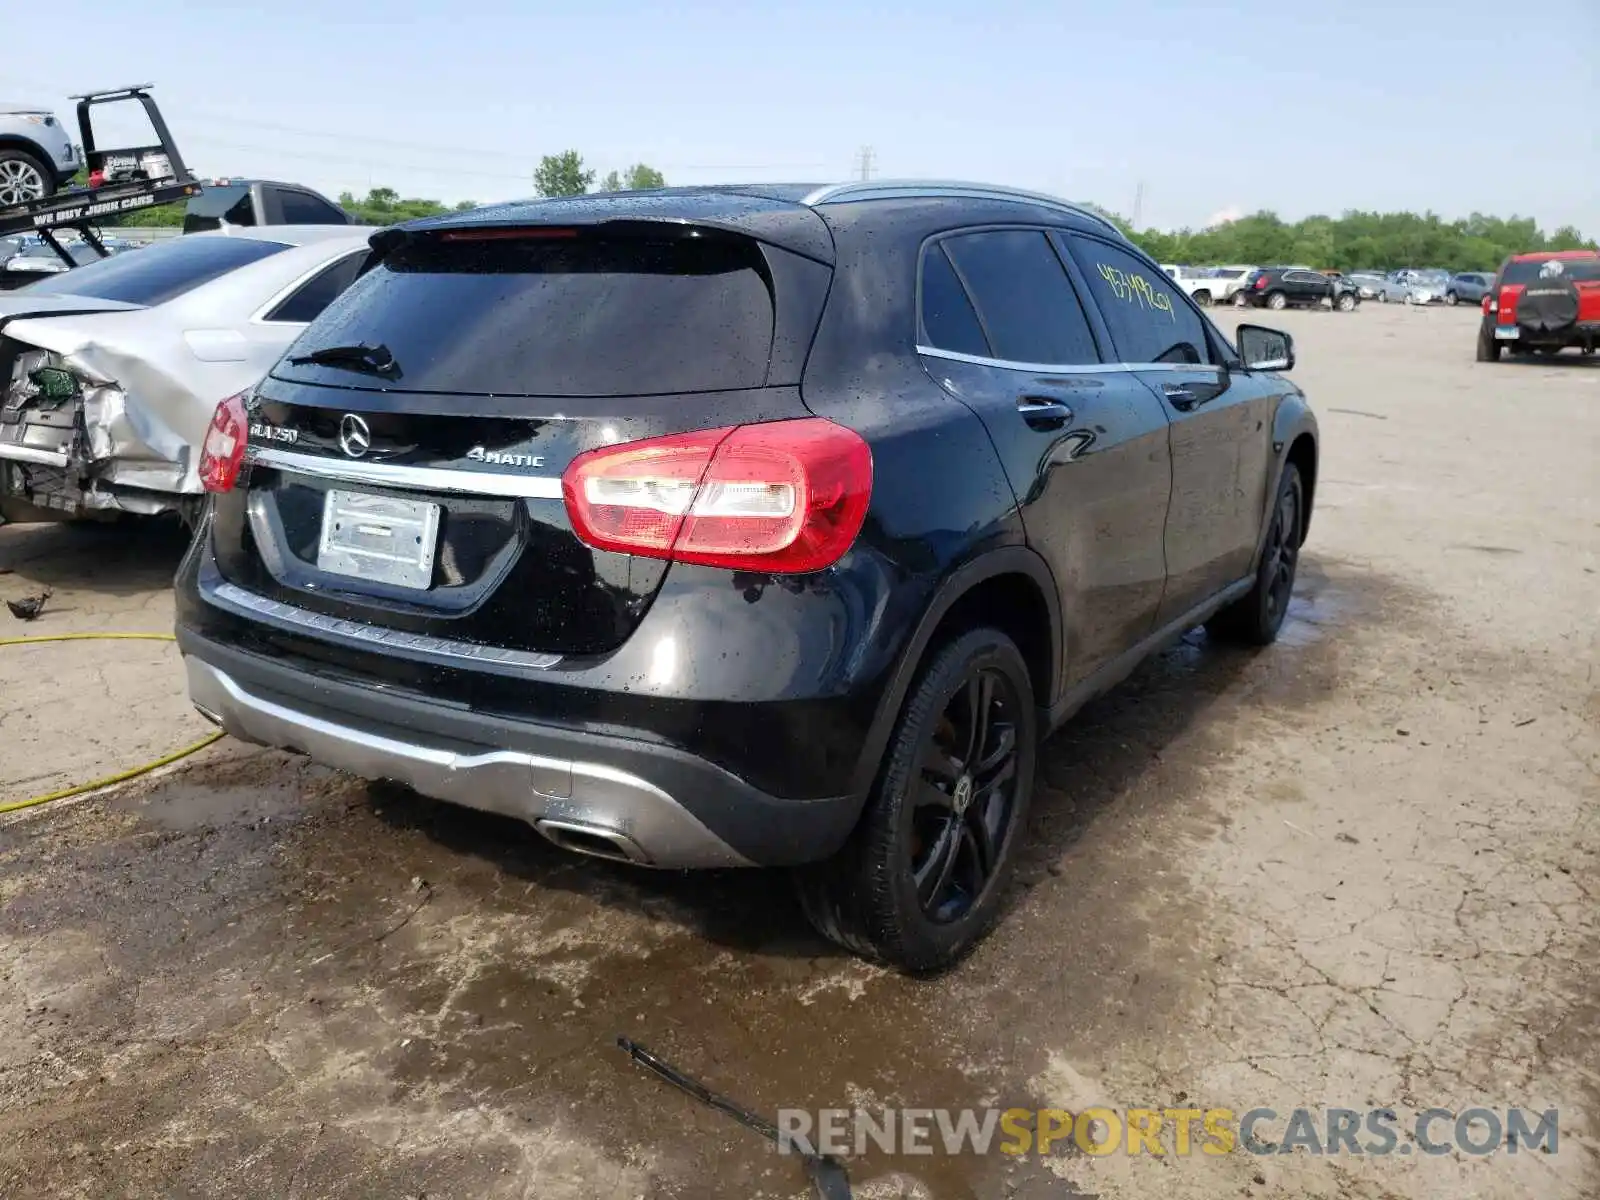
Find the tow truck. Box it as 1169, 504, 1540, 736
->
0, 84, 201, 270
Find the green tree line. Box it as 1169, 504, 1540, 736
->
1106, 208, 1595, 273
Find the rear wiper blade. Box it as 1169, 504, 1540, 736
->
288, 341, 399, 377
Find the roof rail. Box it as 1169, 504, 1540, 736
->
800, 180, 1123, 233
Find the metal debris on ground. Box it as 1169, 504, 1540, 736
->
616, 1037, 852, 1199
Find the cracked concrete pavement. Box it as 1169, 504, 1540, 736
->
0, 302, 1596, 1198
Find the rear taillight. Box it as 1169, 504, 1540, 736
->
562, 418, 872, 573
197, 392, 249, 492
1254, 275, 1269, 290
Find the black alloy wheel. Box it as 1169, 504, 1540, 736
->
1260, 478, 1301, 628
795, 627, 1037, 971
911, 666, 1022, 924
1208, 463, 1303, 646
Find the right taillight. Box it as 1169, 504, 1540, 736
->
1254, 275, 1268, 289
562, 418, 872, 574
197, 392, 249, 492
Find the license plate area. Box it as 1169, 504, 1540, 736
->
316, 489, 440, 589
1495, 326, 1520, 340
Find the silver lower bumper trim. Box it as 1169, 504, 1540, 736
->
184, 656, 752, 868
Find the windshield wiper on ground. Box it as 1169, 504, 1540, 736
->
288, 342, 400, 378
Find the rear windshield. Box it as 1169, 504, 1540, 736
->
283, 232, 775, 395
184, 184, 257, 233
20, 235, 289, 305
1501, 257, 1600, 285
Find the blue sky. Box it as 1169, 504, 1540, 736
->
7, 0, 1597, 234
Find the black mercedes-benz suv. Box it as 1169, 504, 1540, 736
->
177, 182, 1318, 970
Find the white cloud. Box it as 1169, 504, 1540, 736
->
1207, 206, 1244, 227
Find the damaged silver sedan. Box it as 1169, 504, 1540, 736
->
0, 226, 373, 523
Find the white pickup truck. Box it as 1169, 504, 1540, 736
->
1159, 264, 1252, 307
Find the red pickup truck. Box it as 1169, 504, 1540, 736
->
1477, 249, 1600, 361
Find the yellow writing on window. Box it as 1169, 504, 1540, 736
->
1097, 263, 1176, 321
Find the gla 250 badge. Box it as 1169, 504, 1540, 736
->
248, 422, 298, 445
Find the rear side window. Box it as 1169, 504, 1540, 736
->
941, 230, 1100, 364
274, 189, 349, 225
287, 232, 774, 395
184, 184, 256, 233
918, 243, 989, 356
1501, 257, 1600, 285
1070, 236, 1211, 365
20, 235, 289, 305
263, 252, 367, 323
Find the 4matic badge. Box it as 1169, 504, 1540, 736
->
467, 446, 545, 468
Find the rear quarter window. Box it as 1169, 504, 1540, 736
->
284, 233, 775, 395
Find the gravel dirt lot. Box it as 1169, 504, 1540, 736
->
1, 302, 1596, 1199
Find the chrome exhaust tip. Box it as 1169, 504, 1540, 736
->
534, 819, 651, 865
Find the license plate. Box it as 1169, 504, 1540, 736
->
1495, 326, 1520, 340
316, 489, 440, 589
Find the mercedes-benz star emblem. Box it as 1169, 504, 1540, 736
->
338, 413, 371, 459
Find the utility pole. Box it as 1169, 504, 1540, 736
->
1132, 180, 1144, 229
856, 146, 876, 181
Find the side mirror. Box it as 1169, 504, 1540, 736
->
1238, 324, 1294, 371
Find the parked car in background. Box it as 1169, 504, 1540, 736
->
1320, 272, 1363, 312
1236, 266, 1339, 310
1346, 271, 1388, 299
0, 102, 80, 205
1402, 269, 1452, 304
1199, 266, 1254, 304
1446, 272, 1493, 305
1159, 264, 1241, 306
1374, 269, 1450, 303
175, 182, 1318, 971
182, 179, 354, 233
0, 226, 373, 523
1477, 249, 1600, 361
0, 240, 109, 290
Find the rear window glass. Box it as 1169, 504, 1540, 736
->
20, 235, 289, 305
284, 233, 775, 395
184, 184, 257, 233
1501, 257, 1600, 285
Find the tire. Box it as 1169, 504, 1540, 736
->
1192, 289, 1213, 307
0, 149, 54, 207
1336, 292, 1357, 312
1476, 326, 1502, 362
1207, 464, 1303, 646
795, 627, 1037, 971
1445, 291, 1459, 306
1233, 292, 1250, 308
1266, 291, 1288, 311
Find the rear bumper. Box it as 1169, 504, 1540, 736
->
177, 628, 864, 869
1480, 319, 1600, 349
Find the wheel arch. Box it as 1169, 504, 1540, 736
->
1253, 400, 1319, 564
848, 546, 1062, 798
0, 135, 51, 163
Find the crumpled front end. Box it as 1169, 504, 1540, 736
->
0, 334, 201, 521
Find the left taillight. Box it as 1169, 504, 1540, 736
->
562, 417, 873, 574
197, 392, 249, 493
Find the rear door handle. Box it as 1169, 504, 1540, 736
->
1017, 396, 1073, 429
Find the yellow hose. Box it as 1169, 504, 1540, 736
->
0, 631, 223, 814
